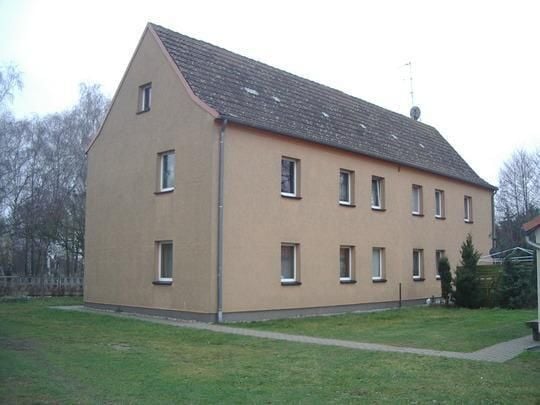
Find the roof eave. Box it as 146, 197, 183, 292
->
218, 115, 497, 192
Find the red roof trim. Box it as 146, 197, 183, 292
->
522, 216, 540, 233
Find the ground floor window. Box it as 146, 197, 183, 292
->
413, 249, 423, 280
435, 250, 445, 279
281, 243, 297, 282
158, 241, 173, 281
340, 246, 354, 281
372, 247, 385, 280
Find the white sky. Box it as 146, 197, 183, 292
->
1, 0, 539, 185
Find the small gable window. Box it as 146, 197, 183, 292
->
139, 83, 152, 113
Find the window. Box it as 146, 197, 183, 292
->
413, 249, 424, 280
139, 83, 151, 112
340, 246, 353, 281
371, 176, 384, 209
158, 241, 173, 281
281, 158, 298, 197
339, 170, 354, 205
281, 244, 297, 282
411, 184, 423, 215
435, 250, 445, 279
464, 196, 473, 222
372, 247, 385, 280
435, 189, 445, 218
159, 151, 175, 192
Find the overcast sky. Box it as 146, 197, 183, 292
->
1, 0, 538, 185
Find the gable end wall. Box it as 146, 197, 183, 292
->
84, 29, 219, 315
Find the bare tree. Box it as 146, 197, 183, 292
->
0, 76, 109, 278
496, 149, 539, 218
495, 148, 540, 249
0, 65, 23, 108
0, 65, 25, 209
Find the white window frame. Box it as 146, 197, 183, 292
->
339, 170, 352, 205
413, 249, 423, 279
371, 177, 383, 209
339, 246, 353, 281
435, 189, 444, 218
435, 250, 445, 279
139, 83, 152, 112
338, 169, 354, 205
158, 241, 173, 282
160, 151, 175, 192
372, 247, 384, 280
281, 243, 297, 282
412, 184, 422, 215
464, 196, 473, 222
281, 158, 297, 197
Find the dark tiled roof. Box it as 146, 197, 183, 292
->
151, 23, 494, 190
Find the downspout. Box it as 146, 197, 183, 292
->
491, 189, 497, 251
217, 118, 228, 323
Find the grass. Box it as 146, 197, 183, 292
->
237, 306, 537, 352
0, 298, 538, 404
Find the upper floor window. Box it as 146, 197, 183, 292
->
281, 243, 298, 283
413, 249, 424, 280
139, 83, 152, 113
464, 196, 473, 223
435, 189, 445, 218
371, 176, 384, 210
372, 247, 385, 281
339, 170, 354, 205
435, 249, 446, 279
411, 184, 423, 215
157, 241, 173, 282
339, 246, 354, 281
281, 158, 298, 197
160, 151, 175, 192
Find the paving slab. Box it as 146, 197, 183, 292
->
54, 305, 538, 363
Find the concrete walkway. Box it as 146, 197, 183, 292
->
55, 306, 538, 363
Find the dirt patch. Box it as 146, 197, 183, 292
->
108, 343, 132, 351
0, 337, 37, 351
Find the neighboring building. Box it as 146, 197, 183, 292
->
84, 23, 496, 321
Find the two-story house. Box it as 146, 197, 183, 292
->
84, 23, 496, 322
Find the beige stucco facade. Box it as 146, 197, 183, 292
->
221, 125, 492, 315
85, 27, 494, 321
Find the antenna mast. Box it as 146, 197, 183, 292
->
405, 61, 414, 107
404, 61, 421, 121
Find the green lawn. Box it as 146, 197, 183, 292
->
237, 306, 536, 352
0, 298, 538, 404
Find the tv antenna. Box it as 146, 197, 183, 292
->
404, 61, 415, 106
404, 61, 421, 121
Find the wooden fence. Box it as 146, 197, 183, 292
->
0, 276, 83, 297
